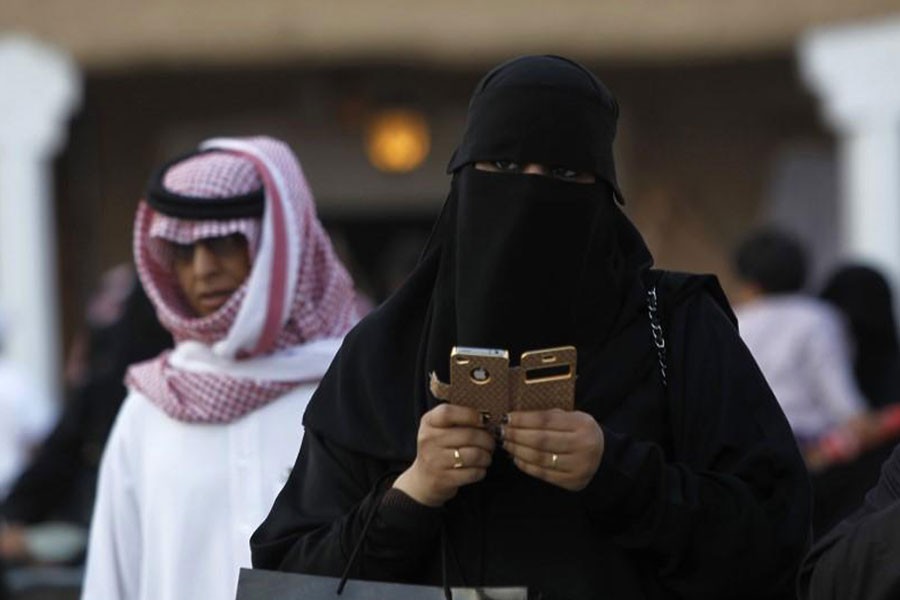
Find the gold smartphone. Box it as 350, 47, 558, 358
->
449, 346, 511, 425
514, 346, 577, 412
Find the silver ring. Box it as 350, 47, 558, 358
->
551, 453, 559, 469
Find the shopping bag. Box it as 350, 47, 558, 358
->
235, 568, 527, 599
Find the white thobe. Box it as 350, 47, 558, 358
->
81, 384, 314, 600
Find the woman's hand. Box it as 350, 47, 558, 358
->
393, 403, 496, 507
502, 409, 604, 491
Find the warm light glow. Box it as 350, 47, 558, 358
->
365, 109, 431, 173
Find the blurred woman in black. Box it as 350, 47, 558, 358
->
808, 266, 900, 538
0, 268, 171, 562
251, 55, 810, 599
799, 443, 900, 600
821, 264, 900, 410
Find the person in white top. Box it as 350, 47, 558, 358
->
81, 137, 360, 600
0, 330, 57, 500
733, 229, 869, 448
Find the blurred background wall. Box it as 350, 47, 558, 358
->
2, 0, 900, 402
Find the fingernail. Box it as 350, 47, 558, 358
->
500, 413, 510, 425
480, 412, 491, 426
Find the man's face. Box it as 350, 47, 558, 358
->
171, 234, 251, 317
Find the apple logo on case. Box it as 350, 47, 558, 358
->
471, 367, 489, 383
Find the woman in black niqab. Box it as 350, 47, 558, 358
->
302, 56, 653, 458
251, 56, 811, 600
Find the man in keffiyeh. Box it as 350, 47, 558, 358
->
81, 136, 359, 600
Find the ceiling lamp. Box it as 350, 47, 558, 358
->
365, 108, 431, 174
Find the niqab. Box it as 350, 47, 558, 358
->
303, 56, 656, 458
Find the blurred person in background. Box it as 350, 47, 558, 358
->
809, 264, 900, 538
81, 136, 359, 600
732, 229, 886, 538
0, 266, 171, 570
64, 265, 140, 390
0, 313, 58, 597
0, 314, 57, 504
798, 441, 900, 600
732, 228, 873, 463
251, 55, 810, 599
821, 264, 900, 411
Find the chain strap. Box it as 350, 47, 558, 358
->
647, 286, 668, 388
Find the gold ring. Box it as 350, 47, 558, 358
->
551, 453, 559, 469
452, 448, 464, 469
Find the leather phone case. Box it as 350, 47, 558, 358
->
511, 346, 576, 412
449, 348, 511, 425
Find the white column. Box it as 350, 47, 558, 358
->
841, 123, 900, 268
0, 35, 81, 404
799, 18, 900, 301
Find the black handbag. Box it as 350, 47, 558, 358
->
235, 568, 527, 600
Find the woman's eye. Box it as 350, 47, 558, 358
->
550, 167, 595, 183
551, 167, 580, 180
493, 160, 521, 172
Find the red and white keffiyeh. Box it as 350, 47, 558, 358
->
127, 136, 359, 423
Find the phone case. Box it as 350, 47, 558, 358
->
513, 346, 577, 412
449, 347, 511, 424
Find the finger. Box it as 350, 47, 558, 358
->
442, 446, 493, 471
421, 427, 496, 452
510, 455, 568, 487
425, 403, 489, 429
505, 409, 579, 431
501, 428, 575, 453
503, 441, 570, 471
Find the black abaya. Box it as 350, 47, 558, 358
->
251, 56, 810, 600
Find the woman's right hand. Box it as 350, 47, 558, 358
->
392, 403, 496, 507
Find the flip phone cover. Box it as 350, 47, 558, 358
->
512, 346, 576, 412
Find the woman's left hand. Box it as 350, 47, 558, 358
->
502, 409, 604, 491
